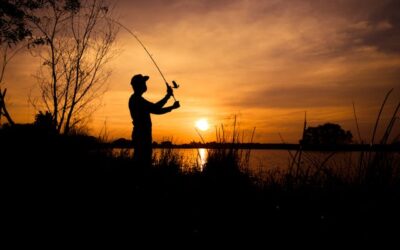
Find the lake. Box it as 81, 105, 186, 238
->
113, 148, 399, 178
164, 148, 295, 172
113, 148, 293, 170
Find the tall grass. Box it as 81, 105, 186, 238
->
196, 116, 258, 187
354, 89, 399, 189
153, 147, 182, 174
275, 89, 400, 191
104, 89, 399, 193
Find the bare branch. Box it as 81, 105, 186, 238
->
29, 0, 119, 134
0, 88, 15, 125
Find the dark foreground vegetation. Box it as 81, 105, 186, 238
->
2, 124, 399, 247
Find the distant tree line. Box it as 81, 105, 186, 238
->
300, 123, 353, 145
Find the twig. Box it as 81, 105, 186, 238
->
352, 101, 363, 143
371, 89, 393, 145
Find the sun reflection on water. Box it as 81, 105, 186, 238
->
197, 148, 208, 171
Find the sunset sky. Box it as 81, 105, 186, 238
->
3, 0, 400, 143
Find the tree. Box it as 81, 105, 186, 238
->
34, 110, 56, 131
300, 123, 353, 145
0, 0, 43, 46
0, 0, 45, 126
0, 88, 14, 125
28, 0, 119, 134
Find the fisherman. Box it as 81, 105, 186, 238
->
129, 74, 180, 166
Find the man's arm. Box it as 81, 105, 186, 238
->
155, 85, 174, 108
145, 93, 170, 114
145, 85, 179, 114
154, 93, 171, 109
150, 106, 174, 115
146, 100, 180, 115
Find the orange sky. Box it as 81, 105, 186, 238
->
2, 0, 400, 143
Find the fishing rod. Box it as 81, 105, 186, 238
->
114, 20, 179, 101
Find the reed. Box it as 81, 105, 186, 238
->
276, 89, 400, 191
193, 116, 259, 188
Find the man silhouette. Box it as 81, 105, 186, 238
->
129, 74, 180, 166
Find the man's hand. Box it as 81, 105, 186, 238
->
167, 85, 173, 97
172, 101, 180, 109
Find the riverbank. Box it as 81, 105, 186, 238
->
1, 128, 399, 246
110, 138, 400, 151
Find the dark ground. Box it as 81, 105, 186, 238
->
2, 127, 399, 247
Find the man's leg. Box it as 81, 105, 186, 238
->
143, 144, 153, 167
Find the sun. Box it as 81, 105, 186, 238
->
195, 119, 210, 131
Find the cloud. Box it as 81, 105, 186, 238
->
361, 0, 400, 53
5, 0, 400, 142
224, 82, 399, 109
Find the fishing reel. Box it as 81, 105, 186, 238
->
172, 80, 180, 89
167, 80, 180, 102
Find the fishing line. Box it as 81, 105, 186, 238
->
112, 20, 179, 101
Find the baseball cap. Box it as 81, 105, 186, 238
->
131, 74, 149, 87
